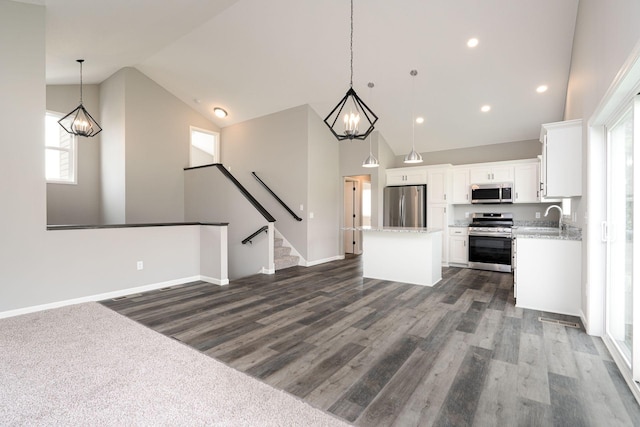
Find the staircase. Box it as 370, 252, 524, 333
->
274, 237, 299, 271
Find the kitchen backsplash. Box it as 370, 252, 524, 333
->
452, 203, 561, 224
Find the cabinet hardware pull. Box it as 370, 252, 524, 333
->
444, 194, 447, 201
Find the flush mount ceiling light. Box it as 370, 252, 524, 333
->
58, 59, 102, 137
536, 85, 548, 93
362, 82, 379, 168
213, 107, 228, 118
324, 0, 378, 141
481, 105, 491, 112
404, 70, 423, 164
467, 38, 479, 48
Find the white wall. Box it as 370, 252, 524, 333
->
564, 0, 640, 333
46, 85, 101, 225
0, 1, 213, 315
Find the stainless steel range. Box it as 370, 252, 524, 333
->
468, 213, 514, 273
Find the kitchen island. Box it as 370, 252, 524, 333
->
359, 226, 442, 286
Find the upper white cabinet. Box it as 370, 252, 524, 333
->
386, 167, 427, 186
513, 160, 539, 203
540, 119, 582, 198
427, 168, 449, 204
451, 168, 470, 204
469, 165, 514, 184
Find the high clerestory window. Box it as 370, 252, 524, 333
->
45, 111, 77, 184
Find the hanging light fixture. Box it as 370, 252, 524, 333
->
324, 0, 377, 141
404, 69, 423, 164
362, 82, 379, 168
58, 59, 102, 137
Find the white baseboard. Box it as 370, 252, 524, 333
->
304, 255, 345, 267
0, 275, 221, 319
261, 267, 275, 274
579, 309, 589, 334
200, 275, 229, 286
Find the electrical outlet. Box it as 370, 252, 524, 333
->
309, 212, 314, 219
137, 261, 143, 270
465, 212, 469, 218
300, 204, 304, 211
535, 212, 541, 219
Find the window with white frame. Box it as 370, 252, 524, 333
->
45, 111, 76, 184
190, 127, 220, 168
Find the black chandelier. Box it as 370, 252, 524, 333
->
58, 59, 102, 138
324, 0, 377, 141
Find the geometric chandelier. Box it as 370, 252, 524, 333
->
324, 0, 377, 141
58, 59, 102, 137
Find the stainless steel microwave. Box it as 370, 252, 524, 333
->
470, 183, 513, 204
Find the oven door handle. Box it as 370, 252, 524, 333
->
468, 232, 512, 238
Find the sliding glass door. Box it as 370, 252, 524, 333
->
606, 96, 639, 381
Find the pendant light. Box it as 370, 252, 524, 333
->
58, 59, 102, 137
362, 82, 379, 167
404, 69, 423, 164
324, 0, 378, 141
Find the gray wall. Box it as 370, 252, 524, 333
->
46, 84, 101, 225
98, 67, 220, 224
307, 108, 340, 261
222, 105, 310, 258
124, 67, 219, 223
184, 166, 269, 279
0, 2, 208, 314
393, 139, 541, 167
99, 69, 127, 224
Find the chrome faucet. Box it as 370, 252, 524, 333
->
544, 204, 564, 230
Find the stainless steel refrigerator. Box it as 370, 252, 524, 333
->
383, 185, 427, 227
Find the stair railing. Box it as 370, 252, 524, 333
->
242, 225, 268, 245
252, 172, 303, 222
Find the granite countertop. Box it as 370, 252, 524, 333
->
348, 226, 442, 234
512, 226, 582, 241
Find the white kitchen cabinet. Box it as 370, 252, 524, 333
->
514, 237, 581, 316
513, 161, 539, 203
469, 165, 514, 184
428, 204, 449, 266
386, 167, 427, 186
448, 227, 468, 266
451, 168, 470, 204
427, 168, 449, 204
540, 119, 582, 197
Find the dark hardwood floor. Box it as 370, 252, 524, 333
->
101, 256, 640, 426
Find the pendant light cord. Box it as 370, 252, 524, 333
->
411, 71, 416, 150
78, 59, 84, 105
349, 0, 354, 88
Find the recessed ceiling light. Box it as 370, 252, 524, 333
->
481, 105, 491, 112
536, 85, 548, 93
213, 107, 228, 118
467, 38, 479, 48
415, 117, 424, 124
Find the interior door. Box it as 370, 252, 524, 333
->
344, 180, 362, 254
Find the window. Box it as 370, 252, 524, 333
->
45, 112, 76, 184
190, 127, 219, 167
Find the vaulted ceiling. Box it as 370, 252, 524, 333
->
40, 0, 579, 155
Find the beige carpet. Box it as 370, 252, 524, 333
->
0, 303, 349, 426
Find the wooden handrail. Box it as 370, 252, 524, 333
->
252, 172, 302, 222
242, 225, 268, 244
